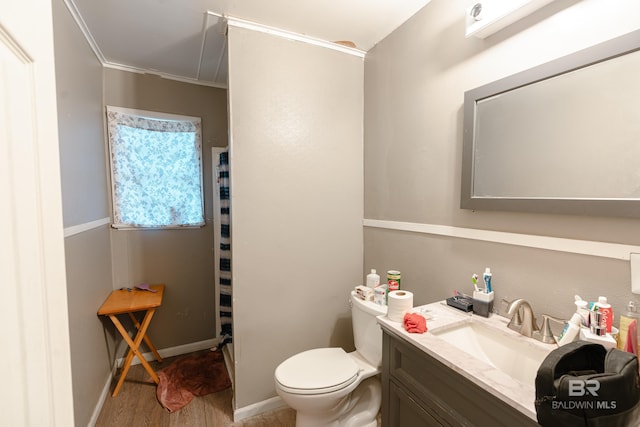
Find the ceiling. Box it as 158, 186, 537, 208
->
67, 0, 433, 88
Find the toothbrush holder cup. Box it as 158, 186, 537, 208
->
473, 290, 494, 317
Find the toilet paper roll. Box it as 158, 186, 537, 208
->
387, 290, 414, 322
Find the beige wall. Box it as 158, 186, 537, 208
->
52, 0, 113, 424
103, 69, 228, 349
227, 26, 364, 409
364, 0, 640, 320
64, 226, 114, 425
54, 5, 108, 228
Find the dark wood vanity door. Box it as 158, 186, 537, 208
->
381, 329, 539, 427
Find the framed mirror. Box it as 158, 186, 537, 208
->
461, 29, 640, 218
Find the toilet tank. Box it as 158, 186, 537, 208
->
350, 291, 387, 367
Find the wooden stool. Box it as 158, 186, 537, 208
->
98, 284, 165, 397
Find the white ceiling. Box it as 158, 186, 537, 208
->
67, 0, 432, 87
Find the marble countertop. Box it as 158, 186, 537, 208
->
377, 301, 558, 421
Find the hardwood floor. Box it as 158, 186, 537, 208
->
96, 349, 381, 426
95, 350, 296, 426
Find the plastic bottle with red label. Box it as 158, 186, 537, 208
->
591, 296, 613, 333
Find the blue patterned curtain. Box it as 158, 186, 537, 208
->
218, 151, 232, 346
106, 107, 204, 228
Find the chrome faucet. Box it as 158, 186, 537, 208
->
505, 298, 557, 344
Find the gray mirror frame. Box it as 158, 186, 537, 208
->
461, 29, 640, 218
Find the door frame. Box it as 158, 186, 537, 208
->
0, 1, 75, 424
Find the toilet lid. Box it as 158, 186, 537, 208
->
275, 348, 360, 395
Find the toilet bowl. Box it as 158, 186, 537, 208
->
274, 291, 387, 426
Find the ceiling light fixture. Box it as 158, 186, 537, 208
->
470, 3, 483, 21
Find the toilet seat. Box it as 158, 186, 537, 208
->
275, 348, 360, 395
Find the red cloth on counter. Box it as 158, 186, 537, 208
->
404, 312, 427, 334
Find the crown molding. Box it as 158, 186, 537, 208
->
63, 0, 106, 63
226, 16, 366, 58
102, 62, 228, 89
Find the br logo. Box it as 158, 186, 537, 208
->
568, 379, 600, 397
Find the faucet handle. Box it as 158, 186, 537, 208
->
536, 314, 563, 344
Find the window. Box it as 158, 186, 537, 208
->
106, 106, 204, 229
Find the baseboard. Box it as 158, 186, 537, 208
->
123, 338, 218, 366
234, 395, 287, 422
88, 369, 117, 427
90, 338, 218, 426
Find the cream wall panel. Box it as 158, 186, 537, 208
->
228, 25, 364, 409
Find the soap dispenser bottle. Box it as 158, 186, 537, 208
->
366, 269, 380, 288
618, 301, 640, 354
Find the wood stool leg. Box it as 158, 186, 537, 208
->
128, 312, 163, 362
126, 309, 159, 382
110, 315, 136, 397
109, 309, 159, 397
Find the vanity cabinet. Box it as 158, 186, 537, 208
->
381, 329, 540, 427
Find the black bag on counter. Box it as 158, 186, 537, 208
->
535, 341, 640, 427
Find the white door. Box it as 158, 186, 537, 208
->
0, 0, 75, 425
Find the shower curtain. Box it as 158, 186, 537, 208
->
218, 151, 232, 347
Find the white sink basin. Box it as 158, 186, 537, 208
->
430, 320, 551, 386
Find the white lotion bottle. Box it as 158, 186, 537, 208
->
366, 269, 380, 288
557, 313, 583, 346
574, 295, 590, 326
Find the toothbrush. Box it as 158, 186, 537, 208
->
472, 274, 480, 292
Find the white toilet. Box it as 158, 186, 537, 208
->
274, 290, 387, 427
